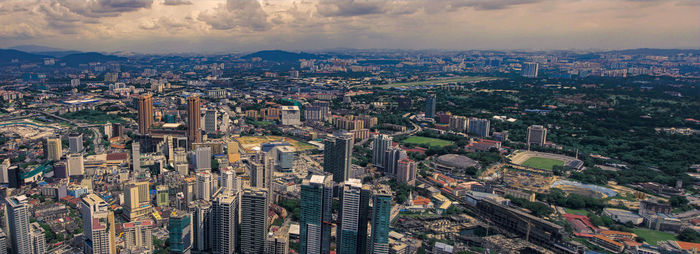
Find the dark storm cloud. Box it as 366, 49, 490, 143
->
316, 0, 387, 17
56, 0, 154, 18
447, 0, 542, 10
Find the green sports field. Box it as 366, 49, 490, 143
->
521, 157, 565, 170
633, 228, 677, 246
402, 136, 453, 147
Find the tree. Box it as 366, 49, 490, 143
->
670, 196, 689, 207
678, 229, 700, 243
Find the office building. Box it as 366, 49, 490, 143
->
273, 145, 295, 171
0, 229, 7, 254
337, 179, 370, 254
213, 193, 239, 254
527, 125, 547, 147
383, 146, 406, 176
372, 134, 392, 171
300, 175, 333, 254
67, 153, 84, 177
132, 141, 141, 174
124, 181, 152, 221
204, 110, 217, 134
187, 95, 202, 147
80, 194, 116, 254
123, 220, 154, 252
169, 210, 193, 254
433, 242, 454, 254
68, 133, 83, 154
425, 94, 436, 118
240, 188, 269, 254
370, 187, 392, 254
305, 106, 324, 122
138, 93, 154, 134
221, 169, 238, 195
6, 195, 31, 254
0, 159, 8, 184
45, 137, 62, 161
467, 118, 490, 137
281, 106, 301, 126
196, 172, 212, 201
448, 116, 467, 133
396, 158, 417, 185
522, 62, 539, 78
195, 147, 212, 171
323, 133, 354, 183
249, 161, 264, 189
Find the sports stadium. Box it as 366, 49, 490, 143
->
508, 150, 584, 171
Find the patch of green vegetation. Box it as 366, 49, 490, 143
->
401, 136, 454, 147
521, 157, 565, 170
633, 228, 677, 246
564, 208, 590, 216
372, 76, 495, 88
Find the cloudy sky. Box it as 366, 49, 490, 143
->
0, 0, 698, 53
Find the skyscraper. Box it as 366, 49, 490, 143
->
30, 222, 47, 254
221, 169, 238, 195
80, 194, 116, 254
189, 201, 213, 252
323, 133, 354, 183
123, 220, 154, 252
204, 110, 217, 134
68, 133, 83, 154
521, 62, 539, 78
132, 141, 141, 174
240, 188, 269, 254
383, 146, 407, 176
372, 134, 393, 171
196, 171, 212, 201
6, 195, 31, 254
370, 186, 392, 254
124, 181, 152, 221
67, 153, 84, 177
337, 179, 370, 254
195, 147, 212, 171
396, 158, 417, 185
527, 125, 548, 147
300, 175, 333, 254
467, 118, 490, 137
213, 193, 239, 254
138, 93, 154, 134
45, 137, 62, 161
169, 210, 193, 254
425, 94, 436, 119
187, 95, 202, 147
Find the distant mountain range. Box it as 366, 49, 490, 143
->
242, 50, 320, 62
0, 48, 126, 66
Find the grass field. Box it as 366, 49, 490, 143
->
633, 228, 677, 246
235, 135, 316, 152
401, 136, 454, 147
369, 76, 496, 88
521, 157, 565, 170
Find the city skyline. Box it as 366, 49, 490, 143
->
0, 0, 698, 53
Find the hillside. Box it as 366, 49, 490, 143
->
242, 50, 318, 62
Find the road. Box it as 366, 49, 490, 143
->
390, 116, 422, 137
90, 127, 105, 154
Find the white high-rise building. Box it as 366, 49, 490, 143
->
123, 220, 154, 252
80, 193, 117, 254
30, 223, 46, 254
196, 172, 212, 201
221, 170, 238, 195
67, 154, 84, 176
240, 188, 268, 254
132, 141, 141, 173
0, 159, 10, 184
68, 133, 83, 154
280, 106, 301, 126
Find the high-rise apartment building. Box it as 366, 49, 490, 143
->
425, 94, 436, 118
67, 153, 84, 177
187, 95, 202, 147
527, 125, 547, 147
169, 210, 193, 254
396, 158, 417, 186
189, 201, 212, 253
123, 220, 154, 252
196, 171, 212, 201
6, 195, 31, 254
265, 230, 289, 254
45, 137, 62, 161
337, 179, 371, 254
370, 187, 392, 254
30, 222, 46, 254
240, 188, 269, 254
195, 147, 212, 171
467, 118, 490, 137
204, 110, 217, 134
448, 116, 468, 133
213, 193, 239, 254
383, 146, 406, 176
372, 134, 393, 171
300, 175, 333, 254
80, 194, 116, 254
323, 133, 354, 183
521, 62, 539, 78
68, 133, 83, 154
138, 93, 154, 134
281, 106, 301, 126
